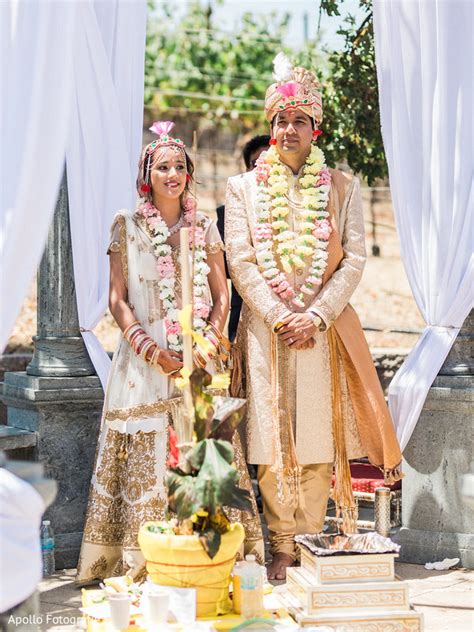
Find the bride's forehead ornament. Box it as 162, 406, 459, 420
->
146, 121, 186, 154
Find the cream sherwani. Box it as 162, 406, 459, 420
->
225, 166, 385, 556
225, 166, 366, 466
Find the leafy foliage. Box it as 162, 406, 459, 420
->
165, 368, 253, 558
318, 0, 387, 184
144, 0, 386, 183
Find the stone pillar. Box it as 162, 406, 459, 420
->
27, 172, 95, 377
395, 311, 474, 568
1, 171, 104, 568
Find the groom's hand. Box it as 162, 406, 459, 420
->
277, 313, 317, 348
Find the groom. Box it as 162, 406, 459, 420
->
225, 54, 402, 580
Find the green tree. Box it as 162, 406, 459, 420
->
144, 1, 291, 130
144, 1, 385, 183
317, 0, 387, 184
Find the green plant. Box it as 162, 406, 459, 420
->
318, 0, 387, 184
144, 0, 387, 183
164, 369, 253, 558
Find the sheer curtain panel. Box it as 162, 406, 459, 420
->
373, 0, 473, 450
0, 2, 76, 351
67, 1, 146, 389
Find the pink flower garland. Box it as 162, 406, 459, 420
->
138, 198, 210, 351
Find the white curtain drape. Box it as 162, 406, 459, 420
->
373, 0, 473, 451
0, 2, 77, 352
67, 1, 146, 389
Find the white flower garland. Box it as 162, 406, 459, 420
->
139, 200, 210, 352
254, 145, 332, 308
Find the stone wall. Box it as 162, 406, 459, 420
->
0, 354, 31, 424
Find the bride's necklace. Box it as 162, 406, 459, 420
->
167, 214, 185, 236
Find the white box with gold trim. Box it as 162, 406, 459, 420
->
286, 566, 409, 615
294, 608, 423, 631
299, 544, 398, 584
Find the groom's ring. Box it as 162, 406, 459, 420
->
289, 338, 294, 344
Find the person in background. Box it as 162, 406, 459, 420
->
216, 135, 270, 342
0, 454, 56, 631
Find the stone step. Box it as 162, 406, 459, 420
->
0, 425, 37, 450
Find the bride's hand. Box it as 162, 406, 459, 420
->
156, 350, 183, 377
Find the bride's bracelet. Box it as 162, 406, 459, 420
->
205, 322, 231, 352
149, 344, 162, 367
193, 325, 221, 368
123, 321, 161, 366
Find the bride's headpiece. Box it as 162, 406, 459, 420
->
145, 121, 186, 154
138, 121, 187, 194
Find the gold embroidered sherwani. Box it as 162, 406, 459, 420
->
225, 166, 402, 555
225, 167, 366, 465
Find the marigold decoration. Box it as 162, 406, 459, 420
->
138, 198, 211, 352
254, 144, 332, 308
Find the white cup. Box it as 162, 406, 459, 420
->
108, 593, 131, 630
147, 590, 169, 625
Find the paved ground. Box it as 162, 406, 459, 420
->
35, 563, 473, 631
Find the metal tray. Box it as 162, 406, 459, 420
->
295, 532, 401, 556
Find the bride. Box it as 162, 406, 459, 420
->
76, 122, 263, 583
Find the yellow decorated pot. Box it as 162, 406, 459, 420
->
138, 522, 244, 617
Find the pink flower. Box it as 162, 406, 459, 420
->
139, 202, 156, 218
193, 299, 211, 319
255, 162, 271, 184
292, 297, 306, 309
269, 273, 286, 288
183, 197, 197, 223
275, 280, 290, 294
306, 275, 322, 286
157, 255, 175, 278
254, 223, 273, 241
189, 225, 205, 247
316, 169, 331, 187
149, 121, 175, 136
276, 82, 299, 98
313, 219, 332, 241
280, 287, 295, 300
300, 284, 315, 295
166, 321, 182, 336
148, 216, 161, 228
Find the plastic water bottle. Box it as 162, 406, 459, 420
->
40, 520, 55, 576
240, 554, 263, 618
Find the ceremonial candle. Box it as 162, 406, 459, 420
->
179, 227, 194, 441
179, 227, 193, 374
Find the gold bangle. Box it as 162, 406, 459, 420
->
273, 321, 285, 333
123, 320, 140, 338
